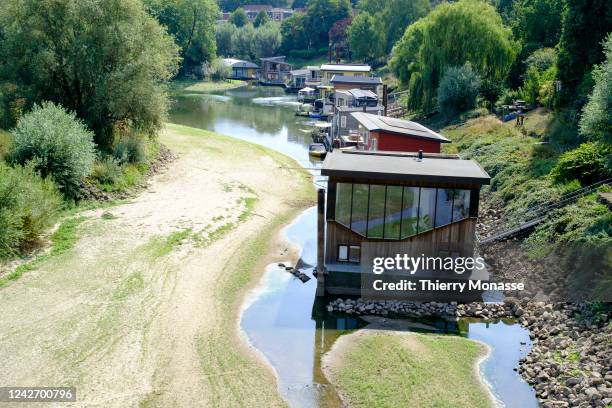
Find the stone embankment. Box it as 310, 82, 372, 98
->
327, 298, 611, 408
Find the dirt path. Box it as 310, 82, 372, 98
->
0, 124, 313, 407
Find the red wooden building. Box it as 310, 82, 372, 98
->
351, 112, 450, 153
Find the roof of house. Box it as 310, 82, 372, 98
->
350, 112, 450, 143
330, 75, 382, 85
260, 56, 288, 62
291, 69, 310, 76
243, 5, 272, 12
320, 64, 372, 73
322, 150, 490, 185
222, 58, 259, 69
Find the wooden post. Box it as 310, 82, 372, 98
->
316, 188, 326, 297
382, 84, 388, 116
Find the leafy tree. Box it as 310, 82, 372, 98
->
230, 7, 249, 27
253, 10, 270, 27
329, 17, 352, 61
519, 48, 557, 106
0, 0, 180, 148
505, 0, 563, 88
305, 0, 351, 48
391, 0, 518, 112
233, 24, 256, 59
207, 58, 232, 81
579, 34, 612, 144
253, 23, 282, 58
9, 102, 97, 198
557, 0, 612, 107
145, 0, 219, 74
216, 22, 238, 57
437, 64, 482, 116
280, 12, 310, 51
348, 13, 385, 63
292, 0, 308, 8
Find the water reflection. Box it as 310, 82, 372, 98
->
169, 84, 322, 168
241, 207, 537, 408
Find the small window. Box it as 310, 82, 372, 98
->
349, 245, 361, 262
338, 245, 348, 261
341, 116, 346, 128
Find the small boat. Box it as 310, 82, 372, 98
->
308, 143, 327, 158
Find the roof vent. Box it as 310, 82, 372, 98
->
416, 150, 423, 162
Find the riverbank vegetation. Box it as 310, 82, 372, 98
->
325, 331, 491, 408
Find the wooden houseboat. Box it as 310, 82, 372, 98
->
259, 56, 292, 86
331, 89, 383, 144
222, 58, 259, 80
315, 150, 491, 299
351, 112, 450, 153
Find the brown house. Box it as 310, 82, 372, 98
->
316, 150, 491, 298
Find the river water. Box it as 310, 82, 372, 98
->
169, 84, 537, 408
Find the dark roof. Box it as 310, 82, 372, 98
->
350, 112, 450, 143
330, 75, 383, 85
321, 150, 490, 185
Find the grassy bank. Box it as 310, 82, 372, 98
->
325, 331, 492, 408
169, 78, 246, 94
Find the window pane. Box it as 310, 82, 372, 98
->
400, 187, 419, 238
452, 189, 471, 222
367, 185, 386, 238
418, 188, 436, 233
338, 245, 348, 261
350, 184, 369, 236
384, 186, 403, 239
435, 189, 453, 227
335, 183, 352, 228
349, 245, 360, 263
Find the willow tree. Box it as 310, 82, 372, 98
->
391, 0, 518, 112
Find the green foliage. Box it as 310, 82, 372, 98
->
551, 142, 611, 186
391, 0, 518, 113
0, 162, 62, 258
556, 0, 612, 108
579, 34, 612, 144
281, 0, 350, 51
207, 58, 232, 81
229, 7, 249, 27
113, 137, 146, 165
9, 102, 96, 198
0, 0, 180, 148
519, 50, 557, 107
437, 64, 482, 117
253, 10, 270, 28
348, 13, 385, 63
145, 0, 219, 73
218, 22, 281, 60
504, 0, 563, 88
91, 157, 123, 186
356, 0, 429, 52
216, 22, 237, 57
0, 129, 11, 162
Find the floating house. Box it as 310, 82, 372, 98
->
351, 112, 450, 153
331, 89, 383, 143
320, 64, 372, 85
330, 75, 383, 98
315, 150, 491, 297
260, 56, 292, 86
222, 58, 259, 80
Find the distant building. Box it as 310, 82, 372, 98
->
351, 112, 450, 153
332, 89, 383, 143
222, 58, 259, 80
330, 75, 383, 98
218, 5, 294, 23
259, 56, 292, 85
320, 64, 372, 86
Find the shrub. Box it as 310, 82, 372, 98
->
207, 58, 231, 82
9, 102, 96, 198
0, 130, 11, 162
113, 137, 146, 165
551, 142, 611, 185
438, 64, 481, 116
0, 162, 62, 258
91, 157, 122, 185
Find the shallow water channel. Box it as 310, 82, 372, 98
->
170, 84, 538, 408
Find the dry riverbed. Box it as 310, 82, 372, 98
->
0, 123, 313, 407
